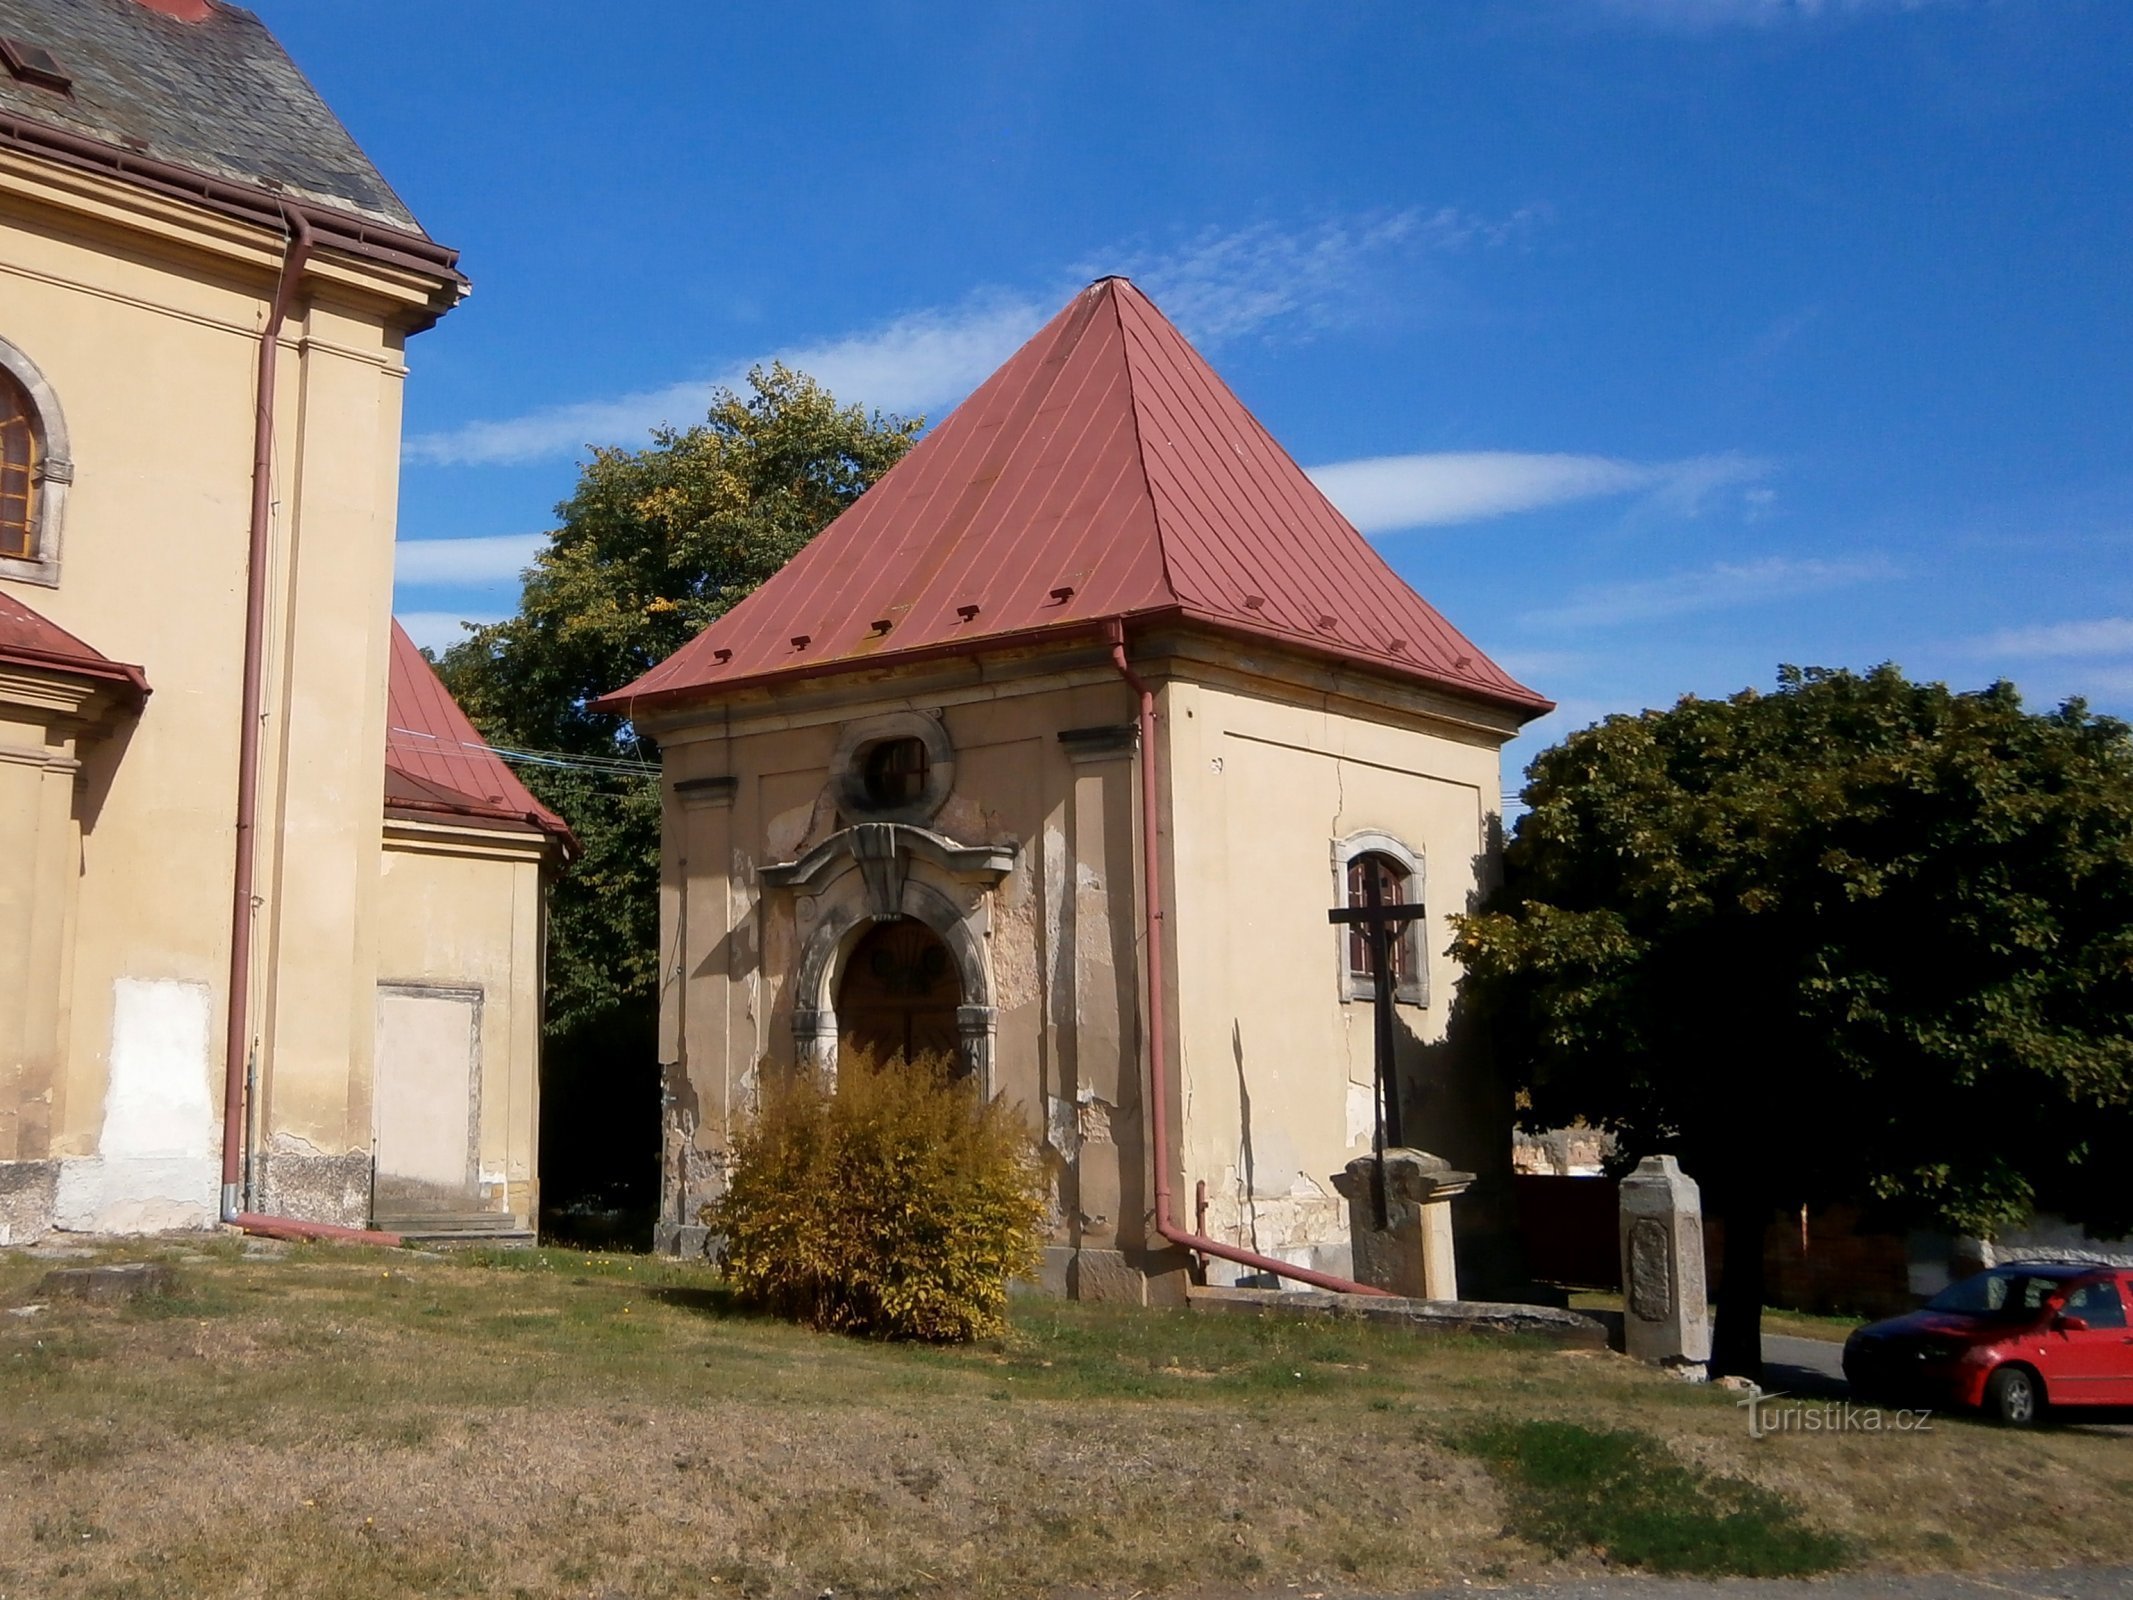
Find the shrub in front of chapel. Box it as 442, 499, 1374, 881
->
707, 1049, 1046, 1342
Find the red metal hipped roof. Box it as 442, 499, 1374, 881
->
386, 620, 575, 854
0, 588, 149, 702
597, 277, 1548, 721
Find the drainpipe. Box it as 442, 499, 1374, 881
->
216, 207, 401, 1249
1105, 620, 1389, 1297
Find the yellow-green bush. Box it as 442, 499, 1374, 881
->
706, 1049, 1046, 1341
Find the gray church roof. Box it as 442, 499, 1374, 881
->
0, 0, 423, 233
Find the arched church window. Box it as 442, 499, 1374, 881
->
1333, 833, 1428, 1006
1, 367, 38, 562
0, 340, 71, 587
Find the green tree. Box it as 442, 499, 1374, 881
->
437, 365, 919, 1218
1452, 666, 2133, 1377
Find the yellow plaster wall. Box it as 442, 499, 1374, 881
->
376, 835, 545, 1230
1160, 676, 1508, 1277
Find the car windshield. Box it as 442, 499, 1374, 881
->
1926, 1268, 2073, 1320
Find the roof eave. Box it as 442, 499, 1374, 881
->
1169, 605, 1554, 723
0, 110, 467, 319
595, 604, 1550, 727
0, 641, 151, 708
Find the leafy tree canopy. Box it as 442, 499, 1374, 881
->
1452, 666, 2133, 1370
437, 364, 920, 1039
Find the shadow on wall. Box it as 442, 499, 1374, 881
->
1371, 820, 1544, 1304
539, 1002, 659, 1251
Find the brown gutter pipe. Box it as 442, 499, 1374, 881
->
1105, 620, 1390, 1297
211, 213, 405, 1253
217, 207, 311, 1226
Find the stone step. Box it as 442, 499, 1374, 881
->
1185, 1283, 1608, 1347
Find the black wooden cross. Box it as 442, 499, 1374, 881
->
1328, 869, 1424, 1226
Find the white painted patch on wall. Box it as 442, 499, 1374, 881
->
1346, 1080, 1375, 1148
102, 978, 215, 1158
54, 977, 219, 1232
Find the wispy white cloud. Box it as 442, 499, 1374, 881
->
404, 292, 1044, 469
1524, 554, 1896, 630
395, 533, 546, 586
1099, 207, 1543, 342
407, 208, 1541, 469
1972, 617, 2133, 659
1308, 450, 1769, 535
1593, 0, 1952, 29
396, 610, 505, 654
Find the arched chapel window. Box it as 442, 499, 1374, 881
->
0, 340, 70, 587
0, 368, 37, 562
1334, 834, 1428, 1007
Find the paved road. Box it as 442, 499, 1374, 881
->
1760, 1328, 2133, 1436
1406, 1567, 2133, 1599
1761, 1332, 1848, 1398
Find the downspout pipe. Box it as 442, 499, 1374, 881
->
216, 207, 402, 1250
1105, 620, 1389, 1297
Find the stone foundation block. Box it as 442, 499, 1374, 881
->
256, 1150, 373, 1228
0, 1160, 59, 1246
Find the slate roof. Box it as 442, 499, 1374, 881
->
386, 621, 575, 854
0, 586, 148, 701
0, 0, 422, 231
599, 277, 1549, 721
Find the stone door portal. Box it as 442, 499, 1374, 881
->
837, 918, 962, 1065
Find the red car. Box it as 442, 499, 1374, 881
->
1842, 1261, 2133, 1425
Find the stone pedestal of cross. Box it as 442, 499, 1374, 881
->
1327, 871, 1425, 1227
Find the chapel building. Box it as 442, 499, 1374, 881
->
604, 278, 1552, 1298
0, 0, 568, 1243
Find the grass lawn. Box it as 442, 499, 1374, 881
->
2, 1241, 2127, 1599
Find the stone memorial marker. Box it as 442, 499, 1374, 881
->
1333, 1148, 1473, 1300
1617, 1154, 1711, 1372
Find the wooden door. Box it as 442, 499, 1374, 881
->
837, 919, 962, 1066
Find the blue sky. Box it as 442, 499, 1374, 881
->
254, 0, 2133, 784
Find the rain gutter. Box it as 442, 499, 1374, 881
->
0, 113, 466, 320
214, 208, 403, 1250
1105, 619, 1389, 1298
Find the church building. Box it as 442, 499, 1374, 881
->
0, 0, 568, 1244
602, 277, 1551, 1299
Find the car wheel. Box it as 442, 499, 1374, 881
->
1985, 1364, 2040, 1427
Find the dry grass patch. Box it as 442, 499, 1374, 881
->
0, 1240, 2125, 1598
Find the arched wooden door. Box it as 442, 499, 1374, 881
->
837, 918, 962, 1065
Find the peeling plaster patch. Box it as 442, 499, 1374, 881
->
54, 1157, 216, 1232
933, 793, 988, 843
1077, 1094, 1114, 1145
1346, 1080, 1375, 1147
1076, 862, 1103, 892
1045, 1096, 1079, 1158
990, 891, 1041, 1010
1042, 824, 1066, 1026
765, 799, 819, 861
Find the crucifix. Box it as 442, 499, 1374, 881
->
1328, 864, 1423, 1227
